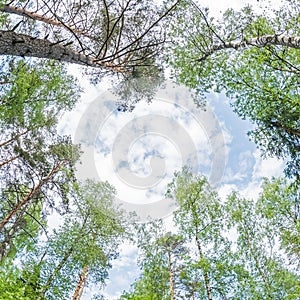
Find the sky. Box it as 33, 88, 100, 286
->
58, 0, 284, 298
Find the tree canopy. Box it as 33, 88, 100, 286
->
122, 170, 300, 299
0, 0, 177, 74
167, 0, 300, 179
0, 0, 299, 298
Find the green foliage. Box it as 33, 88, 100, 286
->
124, 170, 300, 299
0, 54, 83, 298
167, 0, 300, 178
168, 168, 237, 299
225, 184, 300, 299
32, 180, 127, 300
0, 180, 127, 300
121, 220, 171, 300
0, 56, 81, 253
257, 178, 300, 266
0, 58, 80, 128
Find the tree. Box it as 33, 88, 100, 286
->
167, 168, 236, 300
257, 177, 300, 266
122, 170, 300, 299
0, 57, 80, 263
0, 0, 178, 76
121, 220, 171, 300
225, 191, 300, 299
156, 233, 187, 300
8, 180, 127, 300
0, 263, 40, 300
0, 57, 80, 126
167, 0, 300, 178
0, 200, 46, 263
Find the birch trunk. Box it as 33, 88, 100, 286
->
37, 217, 88, 300
198, 35, 300, 61
37, 246, 74, 300
195, 234, 213, 300
168, 251, 175, 300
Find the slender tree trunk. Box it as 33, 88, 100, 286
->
243, 232, 273, 300
0, 30, 125, 72
0, 200, 33, 262
0, 155, 19, 167
73, 264, 91, 300
1, 5, 91, 38
0, 225, 17, 262
78, 267, 91, 300
270, 121, 300, 138
0, 161, 66, 231
37, 217, 88, 300
195, 234, 213, 300
73, 264, 87, 300
192, 289, 195, 300
37, 246, 74, 300
167, 251, 175, 300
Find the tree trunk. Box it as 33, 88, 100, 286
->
1, 5, 91, 38
168, 251, 175, 300
243, 228, 273, 300
270, 121, 300, 138
0, 129, 30, 148
198, 35, 300, 61
0, 202, 31, 262
37, 246, 74, 300
37, 217, 88, 300
195, 234, 213, 300
0, 224, 17, 262
72, 264, 91, 300
78, 267, 91, 300
0, 155, 19, 167
0, 30, 125, 72
0, 160, 66, 231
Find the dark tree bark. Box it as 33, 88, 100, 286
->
0, 1, 179, 74
0, 31, 124, 71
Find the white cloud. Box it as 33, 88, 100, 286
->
252, 149, 285, 180
218, 183, 238, 202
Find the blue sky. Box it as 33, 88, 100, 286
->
57, 0, 284, 298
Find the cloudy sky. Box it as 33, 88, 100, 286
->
58, 0, 284, 298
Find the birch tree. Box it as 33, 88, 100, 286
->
167, 168, 235, 300
168, 0, 300, 178
121, 220, 171, 300
257, 177, 300, 267
226, 192, 300, 299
